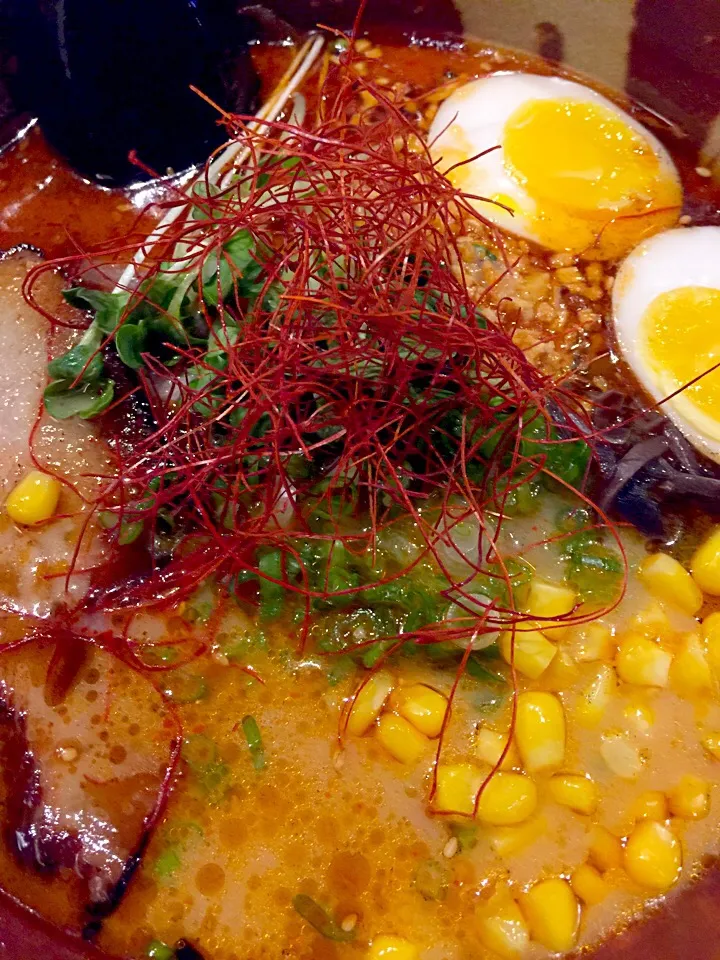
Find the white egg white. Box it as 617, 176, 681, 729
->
428, 72, 678, 250
613, 226, 720, 461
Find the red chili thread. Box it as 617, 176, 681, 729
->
22, 51, 633, 784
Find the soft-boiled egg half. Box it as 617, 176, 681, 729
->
428, 73, 682, 258
613, 226, 720, 461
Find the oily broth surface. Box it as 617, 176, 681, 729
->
0, 34, 719, 960
96, 505, 720, 960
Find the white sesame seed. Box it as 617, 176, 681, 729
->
340, 914, 358, 933
59, 747, 78, 763
333, 749, 346, 771
696, 165, 712, 178
679, 214, 692, 225
443, 836, 459, 859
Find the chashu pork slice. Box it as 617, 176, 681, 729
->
0, 251, 112, 619
0, 633, 179, 933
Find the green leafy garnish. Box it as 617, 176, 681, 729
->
292, 894, 355, 942
47, 327, 103, 382
466, 653, 505, 685
44, 377, 114, 419
45, 230, 269, 419
114, 322, 146, 369
63, 287, 131, 331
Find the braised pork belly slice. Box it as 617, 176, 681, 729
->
0, 252, 111, 618
0, 634, 179, 933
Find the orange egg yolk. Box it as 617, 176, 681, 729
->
642, 286, 720, 422
502, 99, 681, 256
505, 99, 663, 213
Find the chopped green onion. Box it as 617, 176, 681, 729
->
153, 847, 182, 881
326, 654, 355, 686
472, 243, 498, 262
181, 735, 229, 797
331, 36, 350, 55
257, 549, 287, 620
566, 542, 623, 602
449, 821, 479, 851
144, 646, 179, 666
241, 715, 266, 771
182, 734, 218, 769
413, 859, 449, 900
292, 894, 355, 942
146, 940, 175, 960
162, 670, 209, 704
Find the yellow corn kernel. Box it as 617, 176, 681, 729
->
487, 816, 546, 858
476, 888, 529, 958
638, 552, 703, 616
499, 627, 556, 679
628, 600, 671, 640
668, 774, 711, 819
703, 612, 720, 680
390, 683, 447, 738
434, 763, 483, 816
631, 790, 669, 821
367, 936, 419, 960
616, 634, 671, 687
623, 699, 655, 736
600, 731, 645, 780
568, 622, 614, 662
526, 579, 576, 637
548, 774, 599, 815
571, 862, 610, 906
701, 732, 720, 760
624, 820, 682, 892
691, 526, 720, 596
522, 877, 580, 953
588, 824, 623, 873
515, 692, 565, 773
5, 470, 61, 526
346, 671, 394, 736
588, 825, 623, 873
670, 633, 712, 695
476, 772, 538, 826
576, 664, 617, 727
539, 650, 580, 692
475, 727, 519, 770
376, 712, 428, 764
